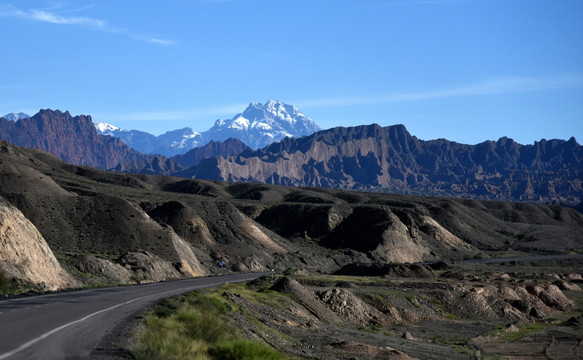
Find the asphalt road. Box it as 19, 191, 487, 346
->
0, 272, 271, 360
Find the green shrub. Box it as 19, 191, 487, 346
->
0, 269, 15, 294
209, 340, 286, 360
135, 291, 287, 360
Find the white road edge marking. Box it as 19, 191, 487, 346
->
0, 283, 222, 359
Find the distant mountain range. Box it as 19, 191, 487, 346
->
95, 100, 321, 156
0, 109, 249, 171
184, 124, 583, 204
1, 107, 581, 205
95, 123, 203, 157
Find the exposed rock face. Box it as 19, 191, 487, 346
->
0, 196, 77, 290
526, 284, 573, 311
172, 138, 250, 168
115, 155, 185, 176
270, 277, 341, 323
170, 233, 207, 277
73, 255, 133, 285
443, 281, 575, 320
117, 138, 250, 175
187, 124, 583, 204
317, 288, 398, 325
0, 109, 148, 169
117, 251, 183, 283
318, 206, 455, 263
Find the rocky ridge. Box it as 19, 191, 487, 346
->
116, 138, 250, 175
186, 123, 583, 204
0, 109, 149, 169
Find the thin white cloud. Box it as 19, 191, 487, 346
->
0, 4, 175, 46
147, 38, 177, 46
295, 74, 583, 109
130, 34, 177, 46
27, 9, 106, 27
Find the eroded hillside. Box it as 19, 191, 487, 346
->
1, 139, 583, 291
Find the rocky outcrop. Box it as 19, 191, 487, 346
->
270, 277, 341, 323
171, 233, 207, 278
173, 138, 251, 168
115, 155, 185, 176
117, 251, 183, 283
0, 196, 77, 290
317, 288, 399, 325
187, 124, 583, 204
73, 255, 134, 285
0, 109, 148, 169
117, 138, 250, 175
446, 282, 575, 320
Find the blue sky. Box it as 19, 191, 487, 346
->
1, 0, 582, 145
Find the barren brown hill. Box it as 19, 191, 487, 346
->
1, 139, 583, 291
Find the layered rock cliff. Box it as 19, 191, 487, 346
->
186, 124, 583, 204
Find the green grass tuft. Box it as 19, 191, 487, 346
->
134, 290, 288, 360
209, 340, 286, 360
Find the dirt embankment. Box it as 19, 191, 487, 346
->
0, 196, 77, 291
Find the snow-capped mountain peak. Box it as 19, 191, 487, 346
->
231, 115, 250, 130
205, 100, 321, 149
2, 112, 30, 121
95, 121, 121, 134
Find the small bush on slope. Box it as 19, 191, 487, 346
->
134, 290, 286, 360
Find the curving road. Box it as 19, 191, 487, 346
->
0, 272, 270, 359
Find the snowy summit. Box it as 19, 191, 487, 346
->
205, 100, 321, 149
2, 113, 30, 121
95, 122, 120, 134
